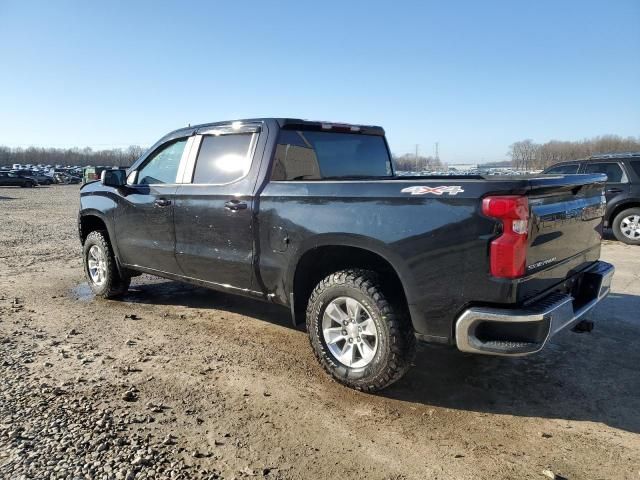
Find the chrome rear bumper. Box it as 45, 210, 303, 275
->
455, 261, 614, 356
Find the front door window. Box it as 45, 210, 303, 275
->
136, 139, 187, 185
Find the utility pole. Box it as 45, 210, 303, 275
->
415, 144, 419, 172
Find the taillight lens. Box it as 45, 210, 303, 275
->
482, 195, 529, 278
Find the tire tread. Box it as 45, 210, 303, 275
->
306, 269, 415, 392
612, 207, 640, 245
83, 230, 130, 298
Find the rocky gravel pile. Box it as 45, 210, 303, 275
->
0, 335, 221, 480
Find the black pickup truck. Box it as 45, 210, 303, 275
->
79, 118, 614, 391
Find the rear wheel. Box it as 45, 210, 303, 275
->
83, 230, 130, 298
306, 269, 415, 392
612, 207, 640, 245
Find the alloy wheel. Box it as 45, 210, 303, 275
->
321, 297, 379, 368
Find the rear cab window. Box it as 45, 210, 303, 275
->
271, 130, 392, 180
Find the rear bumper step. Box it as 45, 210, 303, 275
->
455, 261, 614, 356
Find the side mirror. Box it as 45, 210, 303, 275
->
101, 169, 127, 187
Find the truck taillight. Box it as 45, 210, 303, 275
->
482, 195, 529, 279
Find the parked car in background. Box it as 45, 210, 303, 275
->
53, 172, 81, 184
13, 169, 53, 185
0, 171, 38, 187
543, 152, 640, 245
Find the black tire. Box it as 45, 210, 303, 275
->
612, 207, 640, 245
83, 230, 130, 298
306, 269, 415, 392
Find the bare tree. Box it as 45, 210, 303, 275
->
508, 139, 540, 170
509, 135, 640, 170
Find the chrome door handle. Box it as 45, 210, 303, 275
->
224, 200, 247, 211
155, 198, 172, 207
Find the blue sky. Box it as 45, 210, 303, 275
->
0, 0, 638, 162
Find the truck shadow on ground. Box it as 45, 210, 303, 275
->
118, 280, 640, 434
384, 291, 640, 434
123, 278, 295, 329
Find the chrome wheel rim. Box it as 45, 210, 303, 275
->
322, 297, 378, 368
620, 215, 640, 240
87, 245, 107, 286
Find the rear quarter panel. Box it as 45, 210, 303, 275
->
257, 179, 519, 341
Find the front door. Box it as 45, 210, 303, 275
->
114, 137, 190, 274
173, 128, 260, 292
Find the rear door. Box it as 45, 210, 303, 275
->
581, 161, 630, 202
114, 137, 193, 274
173, 123, 264, 293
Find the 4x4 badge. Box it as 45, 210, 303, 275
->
401, 186, 465, 196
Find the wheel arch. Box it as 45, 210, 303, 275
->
78, 210, 125, 274
287, 235, 414, 326
609, 200, 640, 226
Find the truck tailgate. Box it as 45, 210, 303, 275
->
521, 174, 607, 298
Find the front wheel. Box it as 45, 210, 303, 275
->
306, 269, 415, 392
612, 208, 640, 245
83, 230, 130, 298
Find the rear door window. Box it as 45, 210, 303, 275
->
544, 163, 580, 174
583, 162, 627, 183
271, 131, 392, 180
192, 133, 255, 184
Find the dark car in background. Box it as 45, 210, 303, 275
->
543, 152, 640, 245
0, 171, 38, 187
13, 169, 53, 185
53, 171, 81, 184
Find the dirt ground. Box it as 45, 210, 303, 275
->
1, 185, 639, 480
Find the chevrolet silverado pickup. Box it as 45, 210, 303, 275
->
78, 118, 614, 391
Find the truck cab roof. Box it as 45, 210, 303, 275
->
162, 118, 385, 141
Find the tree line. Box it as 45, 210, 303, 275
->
508, 135, 640, 171
392, 153, 442, 172
2, 133, 638, 171
0, 145, 146, 168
